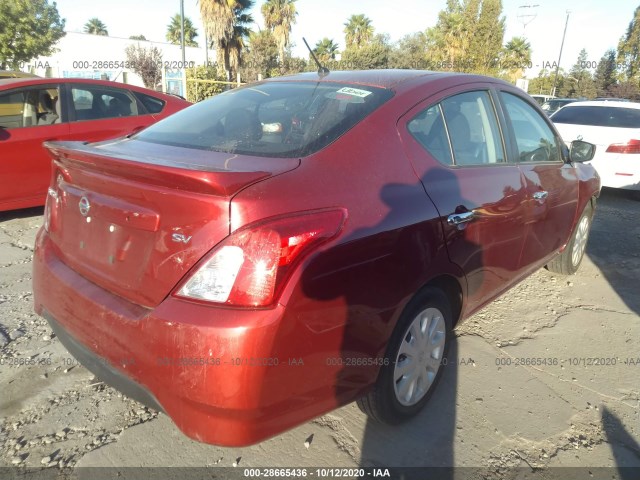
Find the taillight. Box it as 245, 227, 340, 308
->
606, 139, 640, 154
175, 209, 347, 307
44, 173, 64, 232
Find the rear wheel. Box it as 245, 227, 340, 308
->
357, 287, 452, 424
546, 203, 593, 275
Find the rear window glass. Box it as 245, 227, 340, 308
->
135, 82, 393, 158
134, 92, 165, 114
551, 106, 640, 128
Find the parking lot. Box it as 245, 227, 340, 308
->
0, 189, 638, 477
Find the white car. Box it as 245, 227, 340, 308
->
551, 101, 640, 190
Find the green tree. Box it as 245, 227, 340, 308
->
125, 44, 162, 89
261, 0, 297, 64
501, 36, 531, 82
313, 37, 339, 63
617, 5, 640, 81
166, 14, 199, 47
560, 49, 596, 98
594, 49, 618, 96
341, 33, 391, 69
0, 0, 66, 70
84, 17, 108, 36
425, 0, 505, 74
389, 32, 428, 69
528, 68, 568, 96
241, 29, 279, 80
186, 65, 226, 102
200, 0, 254, 80
469, 0, 505, 74
343, 14, 374, 50
426, 1, 467, 69
129, 35, 147, 41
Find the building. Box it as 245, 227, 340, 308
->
20, 31, 211, 96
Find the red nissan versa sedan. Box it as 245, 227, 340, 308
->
32, 70, 600, 447
0, 77, 191, 212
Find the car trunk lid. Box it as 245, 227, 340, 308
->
44, 139, 300, 308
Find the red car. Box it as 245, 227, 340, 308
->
0, 78, 190, 211
33, 70, 600, 446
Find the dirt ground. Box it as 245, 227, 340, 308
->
0, 188, 638, 479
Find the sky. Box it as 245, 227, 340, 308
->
52, 0, 637, 75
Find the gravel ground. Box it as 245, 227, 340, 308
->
0, 189, 638, 479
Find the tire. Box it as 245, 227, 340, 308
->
356, 287, 453, 425
546, 203, 593, 275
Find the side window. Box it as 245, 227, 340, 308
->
71, 86, 138, 121
0, 91, 26, 128
408, 91, 505, 167
500, 92, 561, 163
408, 104, 453, 166
0, 87, 61, 129
441, 91, 505, 166
133, 92, 165, 114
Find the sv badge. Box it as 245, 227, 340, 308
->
172, 233, 192, 244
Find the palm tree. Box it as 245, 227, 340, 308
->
502, 36, 531, 82
200, 0, 254, 80
261, 0, 297, 63
167, 14, 199, 47
129, 35, 147, 41
314, 38, 339, 63
442, 12, 466, 67
84, 18, 108, 36
343, 14, 374, 50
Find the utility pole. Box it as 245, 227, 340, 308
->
180, 0, 186, 66
551, 11, 570, 97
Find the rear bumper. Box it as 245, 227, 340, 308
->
43, 310, 165, 413
32, 228, 349, 446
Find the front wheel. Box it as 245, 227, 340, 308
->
356, 287, 452, 424
546, 203, 593, 275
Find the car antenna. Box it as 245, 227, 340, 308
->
303, 37, 330, 78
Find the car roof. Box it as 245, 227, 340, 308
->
0, 77, 184, 102
264, 69, 512, 93
0, 77, 153, 91
558, 100, 640, 109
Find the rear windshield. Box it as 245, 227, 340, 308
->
135, 82, 393, 158
551, 105, 640, 128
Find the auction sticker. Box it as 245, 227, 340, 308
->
336, 87, 372, 98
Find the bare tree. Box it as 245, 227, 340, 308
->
125, 44, 163, 90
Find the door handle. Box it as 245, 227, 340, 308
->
533, 191, 548, 201
447, 210, 476, 226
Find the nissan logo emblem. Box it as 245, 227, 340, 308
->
79, 196, 91, 217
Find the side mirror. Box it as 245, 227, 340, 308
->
569, 140, 595, 163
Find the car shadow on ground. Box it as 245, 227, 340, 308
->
585, 188, 640, 315
0, 206, 44, 223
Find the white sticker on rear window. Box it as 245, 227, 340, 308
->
336, 87, 372, 98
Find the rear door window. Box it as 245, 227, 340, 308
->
551, 105, 640, 128
407, 90, 505, 166
135, 82, 393, 158
70, 86, 139, 121
133, 92, 165, 114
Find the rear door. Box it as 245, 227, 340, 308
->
497, 90, 579, 271
0, 83, 71, 210
399, 86, 527, 314
65, 83, 152, 141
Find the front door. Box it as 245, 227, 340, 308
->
497, 90, 579, 272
